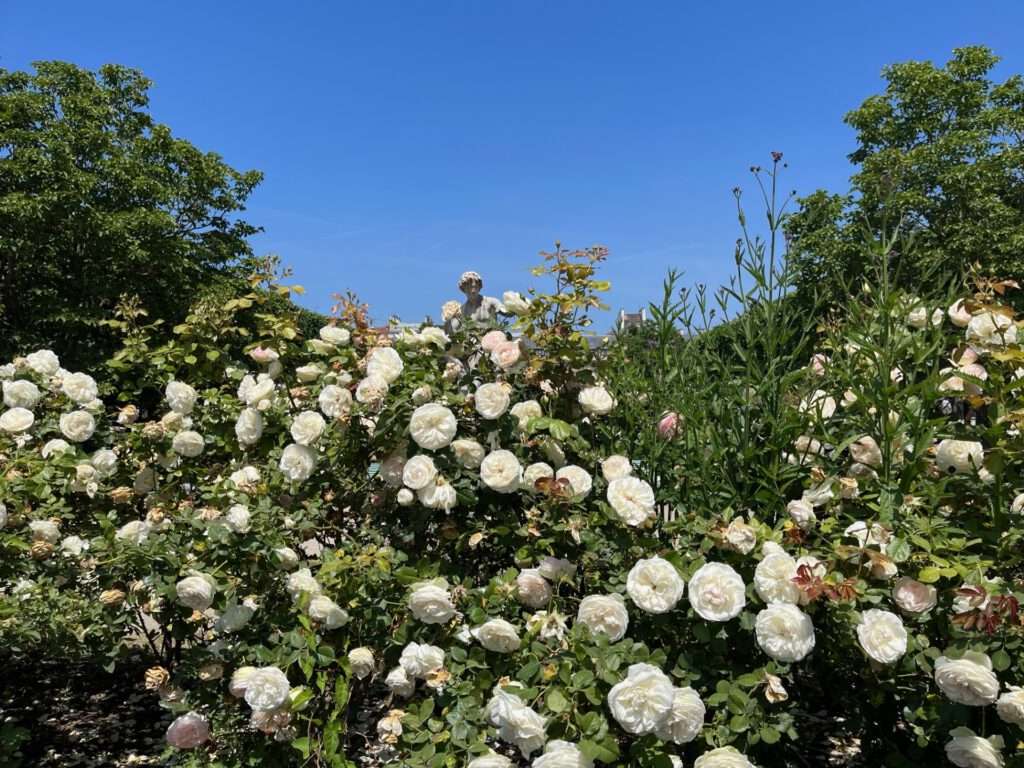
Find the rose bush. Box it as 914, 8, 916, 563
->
1, 227, 1023, 768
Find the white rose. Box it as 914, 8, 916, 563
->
0, 363, 12, 380
578, 385, 614, 416
607, 662, 674, 735
1, 407, 34, 433
29, 519, 60, 543
348, 647, 375, 680
601, 455, 633, 481
385, 665, 416, 697
967, 311, 1018, 347
225, 504, 251, 533
244, 377, 276, 409
945, 728, 1005, 768
481, 449, 523, 493
409, 582, 456, 624
402, 454, 437, 490
42, 438, 71, 458
235, 408, 264, 448
502, 291, 531, 315
799, 389, 837, 419
491, 340, 524, 371
409, 403, 458, 450
62, 372, 98, 404
538, 556, 577, 582
688, 562, 746, 621
906, 304, 928, 329
399, 641, 445, 678
555, 465, 592, 500
286, 568, 322, 603
892, 577, 936, 614
115, 520, 151, 545
318, 384, 352, 419
850, 435, 882, 467
417, 477, 458, 510
755, 603, 815, 662
165, 711, 210, 749
244, 667, 291, 711
397, 487, 415, 506
948, 299, 973, 327
165, 381, 197, 415
279, 443, 317, 482
527, 610, 568, 641
576, 594, 629, 641
469, 751, 513, 768
230, 465, 261, 491
25, 349, 60, 376
273, 546, 299, 569
523, 462, 554, 488
936, 439, 984, 474
295, 363, 322, 383
0, 503, 6, 529
996, 686, 1024, 727
452, 438, 486, 468
786, 498, 816, 529
856, 609, 907, 664
627, 556, 685, 614
487, 688, 547, 758
88, 449, 117, 479
606, 476, 655, 525
934, 652, 1000, 706
290, 411, 326, 446
3, 379, 40, 408
215, 603, 255, 633
694, 747, 755, 768
655, 686, 706, 744
366, 347, 404, 383
355, 374, 389, 404
516, 568, 552, 608
172, 430, 205, 457
754, 551, 800, 604
308, 595, 349, 629
724, 518, 757, 555
176, 574, 215, 610
228, 667, 258, 697
472, 618, 522, 653
60, 410, 95, 442
510, 399, 542, 430
475, 382, 511, 419
532, 740, 592, 768
319, 325, 351, 346
410, 385, 432, 405
418, 326, 449, 348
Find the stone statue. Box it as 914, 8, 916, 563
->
445, 271, 505, 333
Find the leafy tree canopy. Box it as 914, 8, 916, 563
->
0, 61, 264, 369
787, 46, 1024, 305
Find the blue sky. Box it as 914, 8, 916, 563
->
4, 1, 1024, 328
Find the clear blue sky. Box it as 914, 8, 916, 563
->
4, 1, 1024, 328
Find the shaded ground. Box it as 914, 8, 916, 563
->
0, 653, 170, 767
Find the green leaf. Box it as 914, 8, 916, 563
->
546, 687, 570, 713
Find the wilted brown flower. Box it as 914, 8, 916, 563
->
100, 588, 127, 606
144, 666, 170, 690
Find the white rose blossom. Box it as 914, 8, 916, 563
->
60, 410, 95, 442
348, 647, 375, 680
62, 372, 98, 404
3, 379, 41, 409
516, 568, 553, 608
176, 574, 216, 611
754, 550, 800, 605
576, 594, 629, 641
578, 385, 615, 416
172, 430, 205, 457
655, 686, 706, 744
355, 374, 389, 405
290, 411, 326, 445
402, 454, 437, 490
319, 324, 351, 346
235, 408, 264, 447
856, 609, 908, 664
486, 686, 548, 758
934, 652, 1000, 706
279, 443, 317, 482
244, 667, 291, 711
510, 399, 542, 430
480, 449, 523, 493
286, 568, 322, 603
945, 728, 1005, 768
532, 740, 593, 768
165, 381, 197, 414
224, 504, 251, 533
755, 603, 815, 662
472, 618, 522, 653
967, 311, 1018, 347
607, 662, 675, 735
892, 577, 937, 614
606, 476, 655, 525
25, 349, 60, 376
366, 347, 404, 383
417, 476, 458, 510
318, 384, 353, 419
688, 562, 746, 621
385, 665, 415, 698
523, 462, 554, 488
475, 382, 511, 419
1, 407, 34, 433
694, 747, 755, 768
996, 686, 1024, 727
408, 403, 458, 450
600, 454, 633, 481
308, 595, 349, 628
408, 581, 456, 624
935, 439, 984, 474
399, 641, 445, 678
165, 711, 210, 749
452, 438, 486, 468
626, 556, 685, 614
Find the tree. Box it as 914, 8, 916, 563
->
787, 46, 1024, 306
0, 61, 263, 369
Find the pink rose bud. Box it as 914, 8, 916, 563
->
657, 411, 679, 440
166, 711, 211, 749
249, 346, 280, 364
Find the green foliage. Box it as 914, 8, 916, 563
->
0, 61, 264, 369
787, 46, 1024, 308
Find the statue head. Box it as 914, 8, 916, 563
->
458, 271, 483, 299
